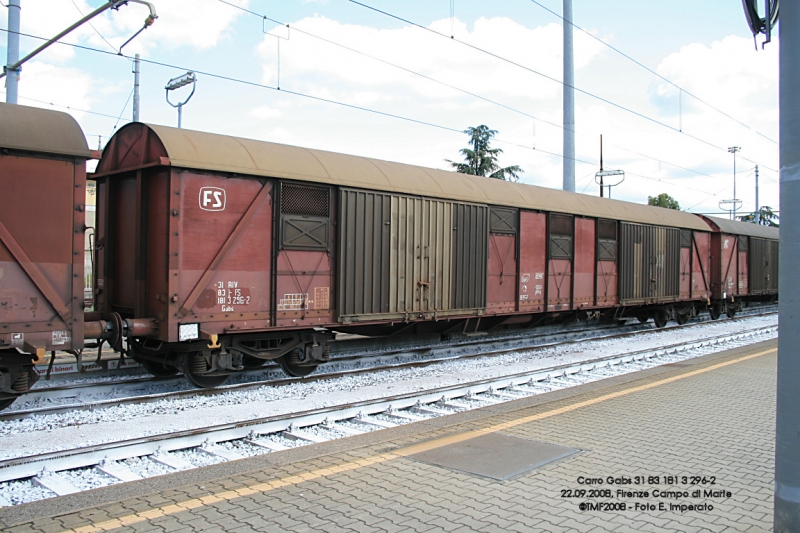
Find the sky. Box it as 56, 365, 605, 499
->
0, 0, 780, 217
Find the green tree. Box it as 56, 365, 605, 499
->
647, 193, 680, 210
447, 125, 522, 182
738, 206, 779, 227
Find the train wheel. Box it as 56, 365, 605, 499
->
709, 305, 721, 320
0, 397, 16, 411
636, 316, 649, 324
182, 351, 230, 388
726, 306, 737, 319
278, 349, 318, 378
653, 310, 669, 328
242, 355, 268, 370
141, 358, 179, 377
676, 312, 690, 325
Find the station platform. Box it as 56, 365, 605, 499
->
1, 339, 778, 533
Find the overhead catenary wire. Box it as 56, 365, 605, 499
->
216, 0, 732, 181
346, 0, 777, 173
526, 0, 778, 145
69, 0, 118, 53
0, 26, 753, 202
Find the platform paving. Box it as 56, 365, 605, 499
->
1, 339, 778, 533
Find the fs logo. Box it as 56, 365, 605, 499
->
199, 187, 226, 211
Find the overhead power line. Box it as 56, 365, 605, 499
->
216, 0, 740, 181
0, 27, 756, 200
346, 0, 777, 173
526, 0, 778, 145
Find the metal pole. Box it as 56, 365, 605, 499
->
562, 0, 575, 192
132, 54, 140, 122
599, 135, 604, 198
776, 2, 800, 530
5, 0, 21, 104
177, 103, 182, 129
755, 165, 760, 224
733, 150, 737, 219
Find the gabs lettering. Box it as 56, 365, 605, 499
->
199, 187, 226, 211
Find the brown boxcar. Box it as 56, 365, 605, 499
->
0, 103, 91, 404
92, 122, 714, 386
700, 215, 779, 316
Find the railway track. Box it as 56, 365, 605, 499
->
0, 320, 777, 506
2, 307, 777, 421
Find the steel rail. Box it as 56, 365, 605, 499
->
3, 309, 777, 421
0, 324, 777, 485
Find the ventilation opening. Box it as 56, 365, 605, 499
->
739, 235, 749, 252
550, 214, 573, 236
680, 230, 692, 249
597, 219, 617, 240
281, 183, 330, 217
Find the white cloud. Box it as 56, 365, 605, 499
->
250, 105, 282, 119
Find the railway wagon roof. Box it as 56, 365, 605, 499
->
0, 102, 90, 158
700, 215, 780, 239
101, 123, 710, 231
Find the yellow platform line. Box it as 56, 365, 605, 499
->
63, 347, 775, 533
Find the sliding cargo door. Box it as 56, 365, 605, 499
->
486, 208, 517, 314
389, 196, 453, 315
338, 189, 487, 323
275, 182, 334, 327
750, 238, 779, 295
619, 223, 680, 304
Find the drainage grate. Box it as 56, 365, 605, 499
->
409, 433, 578, 481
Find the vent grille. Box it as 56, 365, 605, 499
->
680, 230, 692, 249
281, 183, 329, 217
550, 214, 573, 236
597, 220, 617, 240
739, 235, 748, 252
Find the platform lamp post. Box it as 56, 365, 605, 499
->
728, 146, 741, 219
165, 72, 196, 129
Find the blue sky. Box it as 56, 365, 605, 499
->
1, 0, 779, 215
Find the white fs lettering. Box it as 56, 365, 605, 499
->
199, 187, 226, 211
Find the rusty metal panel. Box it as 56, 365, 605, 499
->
750, 238, 779, 294
0, 147, 86, 352
619, 223, 680, 304
596, 219, 617, 307
712, 234, 739, 300
691, 231, 711, 300
171, 172, 274, 340
338, 189, 392, 317
680, 247, 692, 299
738, 237, 749, 295
518, 211, 546, 312
275, 183, 333, 327
98, 168, 276, 342
452, 203, 488, 311
0, 102, 90, 158
573, 217, 594, 309
486, 233, 516, 313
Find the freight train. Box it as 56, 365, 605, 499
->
0, 102, 779, 409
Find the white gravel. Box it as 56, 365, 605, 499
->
0, 315, 777, 461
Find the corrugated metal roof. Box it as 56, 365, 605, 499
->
701, 215, 780, 239
146, 124, 710, 231
0, 102, 90, 158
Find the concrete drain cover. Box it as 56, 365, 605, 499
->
410, 433, 578, 481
